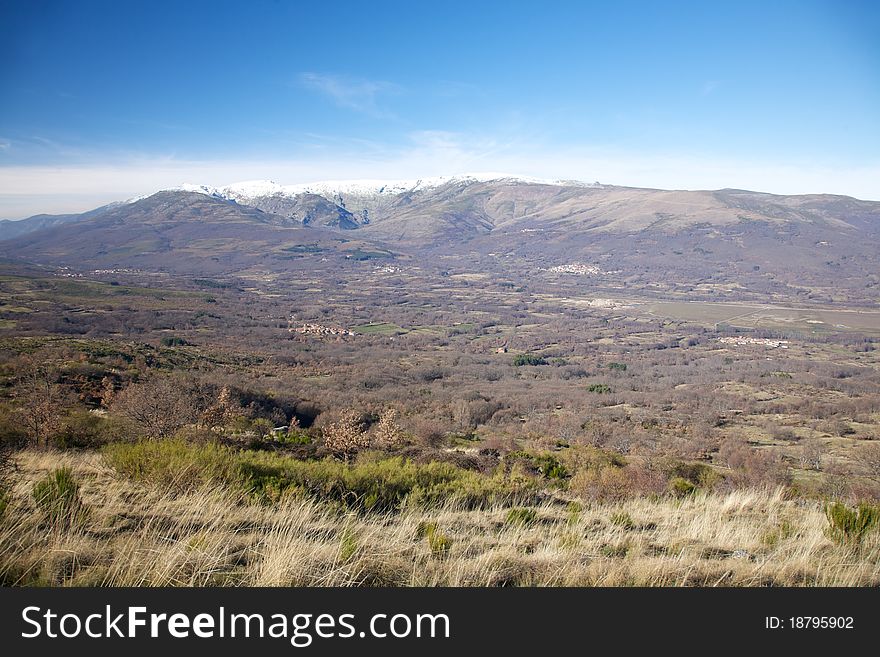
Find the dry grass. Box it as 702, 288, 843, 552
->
1, 449, 878, 587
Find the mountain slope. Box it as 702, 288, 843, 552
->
1, 177, 877, 304
0, 191, 394, 274
0, 202, 121, 241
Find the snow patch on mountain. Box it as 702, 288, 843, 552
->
148, 174, 601, 204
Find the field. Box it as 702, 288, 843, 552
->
1, 256, 879, 586
4, 451, 879, 587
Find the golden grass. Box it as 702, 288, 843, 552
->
1, 449, 878, 587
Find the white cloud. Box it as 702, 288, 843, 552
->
299, 72, 399, 117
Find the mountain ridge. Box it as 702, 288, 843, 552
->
0, 176, 877, 306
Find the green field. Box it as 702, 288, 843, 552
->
351, 322, 405, 335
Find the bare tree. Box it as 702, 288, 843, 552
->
112, 377, 199, 439
15, 362, 65, 448
799, 438, 826, 471
854, 442, 880, 482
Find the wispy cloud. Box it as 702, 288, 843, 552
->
0, 139, 10, 152
299, 72, 400, 117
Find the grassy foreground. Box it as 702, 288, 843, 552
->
2, 449, 879, 587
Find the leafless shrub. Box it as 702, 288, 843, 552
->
799, 439, 826, 471
112, 377, 200, 439
855, 443, 880, 482
14, 362, 66, 448
768, 423, 799, 442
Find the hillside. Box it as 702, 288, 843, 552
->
0, 190, 397, 274
1, 177, 878, 304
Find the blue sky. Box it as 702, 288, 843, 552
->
1, 0, 879, 218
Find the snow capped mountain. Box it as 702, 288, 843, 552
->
154, 174, 598, 205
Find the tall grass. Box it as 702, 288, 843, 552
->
1, 450, 879, 587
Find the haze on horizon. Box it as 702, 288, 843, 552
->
1, 0, 879, 220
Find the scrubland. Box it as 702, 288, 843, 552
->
1, 262, 879, 586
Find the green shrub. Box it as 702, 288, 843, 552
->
610, 511, 635, 529
338, 526, 358, 562
825, 502, 880, 545
663, 460, 720, 490
505, 451, 569, 480
280, 429, 312, 446
105, 441, 539, 512
560, 445, 626, 472
587, 383, 612, 394
103, 439, 243, 493
608, 362, 627, 371
32, 467, 87, 527
242, 454, 537, 512
505, 507, 537, 527
417, 521, 451, 556
513, 354, 547, 367
565, 501, 583, 525
668, 477, 696, 497
53, 411, 129, 449
534, 454, 568, 480
160, 336, 189, 347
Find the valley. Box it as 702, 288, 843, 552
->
0, 176, 878, 587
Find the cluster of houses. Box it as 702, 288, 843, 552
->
548, 263, 602, 275
289, 323, 355, 337
717, 336, 790, 349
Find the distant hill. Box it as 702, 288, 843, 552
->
0, 202, 121, 240
1, 176, 877, 303
0, 190, 396, 275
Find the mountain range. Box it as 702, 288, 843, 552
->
1, 175, 878, 304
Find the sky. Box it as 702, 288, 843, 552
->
1, 0, 879, 219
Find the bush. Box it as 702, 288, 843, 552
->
32, 467, 87, 527
322, 410, 370, 458
668, 477, 696, 497
608, 362, 627, 371
587, 384, 612, 394
610, 511, 635, 529
103, 439, 243, 492
825, 502, 880, 545
280, 429, 312, 446
504, 451, 569, 480
160, 337, 189, 347
417, 521, 452, 556
663, 460, 720, 490
105, 441, 540, 512
571, 466, 633, 501
513, 354, 547, 367
505, 507, 537, 527
242, 454, 538, 512
53, 411, 129, 449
